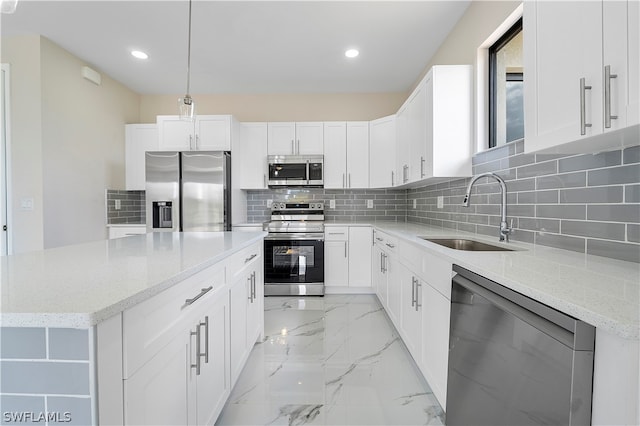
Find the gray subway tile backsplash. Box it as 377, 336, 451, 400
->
106, 190, 145, 225
48, 329, 89, 361
1, 361, 90, 395
0, 395, 46, 426
0, 328, 46, 359
47, 396, 92, 426
406, 140, 639, 262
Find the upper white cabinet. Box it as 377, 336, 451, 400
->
157, 115, 232, 151
524, 0, 639, 153
394, 65, 473, 186
125, 124, 159, 190
267, 122, 323, 155
369, 115, 397, 188
323, 122, 370, 189
237, 122, 268, 189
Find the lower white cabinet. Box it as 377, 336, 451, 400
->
120, 242, 263, 425
421, 283, 450, 409
324, 226, 372, 290
399, 265, 422, 359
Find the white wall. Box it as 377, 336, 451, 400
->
2, 35, 140, 251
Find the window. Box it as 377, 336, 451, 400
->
489, 18, 523, 148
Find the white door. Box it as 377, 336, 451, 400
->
421, 283, 450, 408
238, 123, 268, 189
324, 240, 349, 287
395, 106, 410, 185
346, 122, 369, 188
348, 227, 372, 287
369, 116, 396, 188
195, 115, 231, 151
408, 81, 427, 182
157, 116, 194, 151
125, 124, 159, 191
267, 122, 296, 155
323, 122, 347, 189
524, 1, 603, 151
0, 65, 10, 255
246, 265, 263, 348
229, 277, 248, 385
385, 253, 400, 327
400, 267, 422, 359
295, 122, 324, 155
372, 245, 387, 307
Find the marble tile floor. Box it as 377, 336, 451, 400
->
216, 295, 445, 426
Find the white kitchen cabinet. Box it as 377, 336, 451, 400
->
229, 243, 263, 386
267, 122, 323, 155
369, 115, 396, 188
324, 122, 370, 189
421, 282, 450, 408
372, 244, 388, 307
157, 115, 232, 151
125, 124, 159, 190
325, 226, 373, 290
399, 264, 422, 360
524, 0, 639, 153
395, 66, 472, 186
237, 122, 268, 189
107, 225, 146, 239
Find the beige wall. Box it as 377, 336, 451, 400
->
140, 92, 407, 123
1, 35, 45, 254
2, 35, 140, 252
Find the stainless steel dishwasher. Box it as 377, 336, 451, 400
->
446, 265, 595, 426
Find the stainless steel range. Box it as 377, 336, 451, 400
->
263, 201, 325, 296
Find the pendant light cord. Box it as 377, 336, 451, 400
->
185, 0, 192, 96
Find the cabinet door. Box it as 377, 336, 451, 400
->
421, 283, 450, 408
195, 115, 231, 151
196, 293, 230, 426
395, 106, 410, 185
323, 122, 347, 189
372, 246, 387, 308
246, 265, 263, 349
238, 123, 268, 189
346, 122, 370, 188
124, 331, 191, 425
324, 240, 349, 287
627, 0, 639, 126
296, 122, 324, 155
399, 266, 422, 359
125, 124, 159, 190
408, 81, 427, 183
157, 116, 194, 151
229, 276, 248, 385
369, 115, 396, 188
348, 227, 372, 288
385, 253, 401, 327
524, 1, 603, 152
267, 122, 296, 155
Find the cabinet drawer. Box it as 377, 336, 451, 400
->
374, 230, 397, 253
228, 242, 262, 280
122, 262, 226, 378
325, 227, 349, 241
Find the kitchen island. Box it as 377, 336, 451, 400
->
0, 231, 266, 425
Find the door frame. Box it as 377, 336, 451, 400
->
1, 63, 13, 255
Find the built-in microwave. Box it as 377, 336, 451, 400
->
267, 155, 323, 187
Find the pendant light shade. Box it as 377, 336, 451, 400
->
179, 0, 195, 121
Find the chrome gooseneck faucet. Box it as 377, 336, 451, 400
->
463, 172, 511, 242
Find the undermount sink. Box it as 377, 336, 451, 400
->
420, 237, 515, 252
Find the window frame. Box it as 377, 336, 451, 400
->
488, 17, 523, 148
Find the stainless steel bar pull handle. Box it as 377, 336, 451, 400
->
604, 65, 618, 129
343, 173, 346, 188
348, 174, 351, 188
247, 275, 253, 302
251, 271, 256, 301
183, 286, 213, 308
580, 77, 592, 135
344, 241, 348, 258
195, 135, 199, 150
297, 140, 300, 154
421, 157, 426, 178
190, 325, 201, 375
245, 253, 258, 263
201, 316, 209, 363
415, 282, 422, 311
189, 135, 194, 150
391, 171, 394, 186
385, 243, 395, 248
263, 174, 267, 188
411, 277, 416, 307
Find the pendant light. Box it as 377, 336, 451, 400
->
178, 0, 195, 121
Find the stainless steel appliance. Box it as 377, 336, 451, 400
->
447, 265, 595, 426
145, 151, 231, 232
264, 201, 324, 296
267, 155, 323, 187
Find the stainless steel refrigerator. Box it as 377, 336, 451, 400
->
145, 151, 231, 232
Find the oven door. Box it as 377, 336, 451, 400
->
264, 235, 324, 285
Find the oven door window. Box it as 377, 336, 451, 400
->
264, 239, 324, 283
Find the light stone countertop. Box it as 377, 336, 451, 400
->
326, 221, 640, 340
0, 231, 266, 328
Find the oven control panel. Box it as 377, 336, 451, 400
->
271, 202, 324, 211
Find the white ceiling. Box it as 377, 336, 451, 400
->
1, 0, 471, 95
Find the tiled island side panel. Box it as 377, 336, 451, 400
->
0, 327, 94, 425
407, 140, 640, 262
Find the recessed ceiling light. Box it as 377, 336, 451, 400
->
131, 50, 148, 60
345, 49, 359, 58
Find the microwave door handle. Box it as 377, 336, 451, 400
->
306, 160, 310, 185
